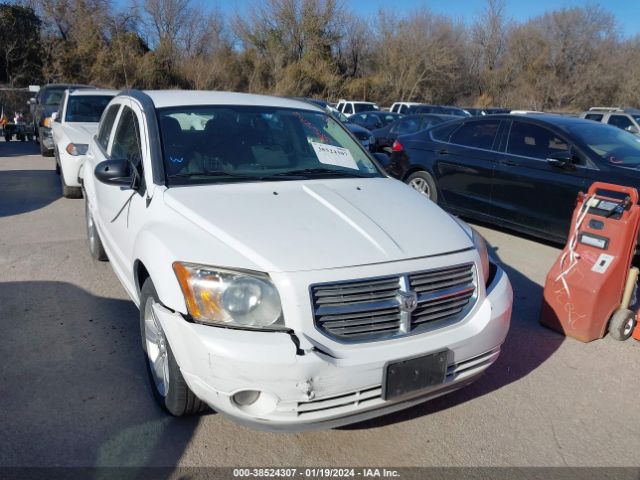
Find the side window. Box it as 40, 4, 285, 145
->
398, 105, 406, 114
449, 120, 501, 150
110, 106, 142, 166
97, 104, 121, 151
391, 104, 398, 113
344, 104, 353, 114
584, 113, 603, 122
507, 121, 569, 160
608, 115, 633, 130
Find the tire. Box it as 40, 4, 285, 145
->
40, 139, 53, 157
85, 198, 108, 261
139, 279, 206, 416
60, 170, 82, 199
406, 170, 438, 202
608, 308, 636, 341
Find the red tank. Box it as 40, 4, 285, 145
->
540, 182, 640, 342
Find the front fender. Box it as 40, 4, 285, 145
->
132, 229, 187, 312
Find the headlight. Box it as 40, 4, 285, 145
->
66, 143, 88, 156
173, 262, 285, 330
471, 228, 490, 284
42, 117, 52, 128
451, 215, 491, 283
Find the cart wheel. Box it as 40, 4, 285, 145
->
608, 308, 636, 341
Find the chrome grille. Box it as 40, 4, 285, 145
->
311, 263, 476, 342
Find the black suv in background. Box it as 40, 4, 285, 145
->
29, 83, 92, 156
388, 114, 640, 242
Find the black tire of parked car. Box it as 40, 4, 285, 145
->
139, 279, 207, 416
405, 170, 438, 202
40, 139, 53, 157
84, 198, 108, 261
608, 308, 636, 341
60, 171, 82, 199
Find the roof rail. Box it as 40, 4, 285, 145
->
588, 106, 623, 112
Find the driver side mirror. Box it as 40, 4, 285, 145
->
95, 159, 139, 188
625, 125, 639, 134
547, 150, 577, 171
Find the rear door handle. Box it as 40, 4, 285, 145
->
437, 148, 449, 156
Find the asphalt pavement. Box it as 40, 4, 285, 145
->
1, 141, 639, 468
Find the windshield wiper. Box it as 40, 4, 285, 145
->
168, 170, 306, 181
272, 168, 373, 178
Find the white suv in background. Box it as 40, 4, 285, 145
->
581, 107, 640, 136
52, 88, 118, 197
335, 100, 380, 117
81, 90, 512, 430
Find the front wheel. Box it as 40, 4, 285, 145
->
406, 170, 438, 202
139, 279, 206, 416
60, 170, 82, 198
608, 308, 636, 341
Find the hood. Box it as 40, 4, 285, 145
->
64, 122, 99, 142
164, 178, 473, 273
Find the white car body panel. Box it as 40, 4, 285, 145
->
82, 90, 513, 430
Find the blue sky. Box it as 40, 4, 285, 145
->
215, 0, 640, 37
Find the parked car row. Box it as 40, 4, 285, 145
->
67, 90, 513, 430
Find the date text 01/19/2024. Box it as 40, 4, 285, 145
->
232, 468, 401, 478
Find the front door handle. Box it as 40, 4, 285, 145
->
437, 148, 450, 156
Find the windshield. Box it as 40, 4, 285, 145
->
158, 106, 382, 185
42, 88, 66, 106
354, 103, 378, 113
566, 122, 640, 166
65, 95, 113, 122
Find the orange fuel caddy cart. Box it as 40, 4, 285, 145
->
540, 182, 640, 342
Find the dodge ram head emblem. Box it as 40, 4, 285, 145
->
397, 291, 418, 313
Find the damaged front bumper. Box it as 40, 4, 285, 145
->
155, 264, 512, 431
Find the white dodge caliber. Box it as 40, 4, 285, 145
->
81, 90, 512, 430
51, 88, 118, 197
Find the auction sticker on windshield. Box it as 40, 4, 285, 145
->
311, 141, 358, 170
